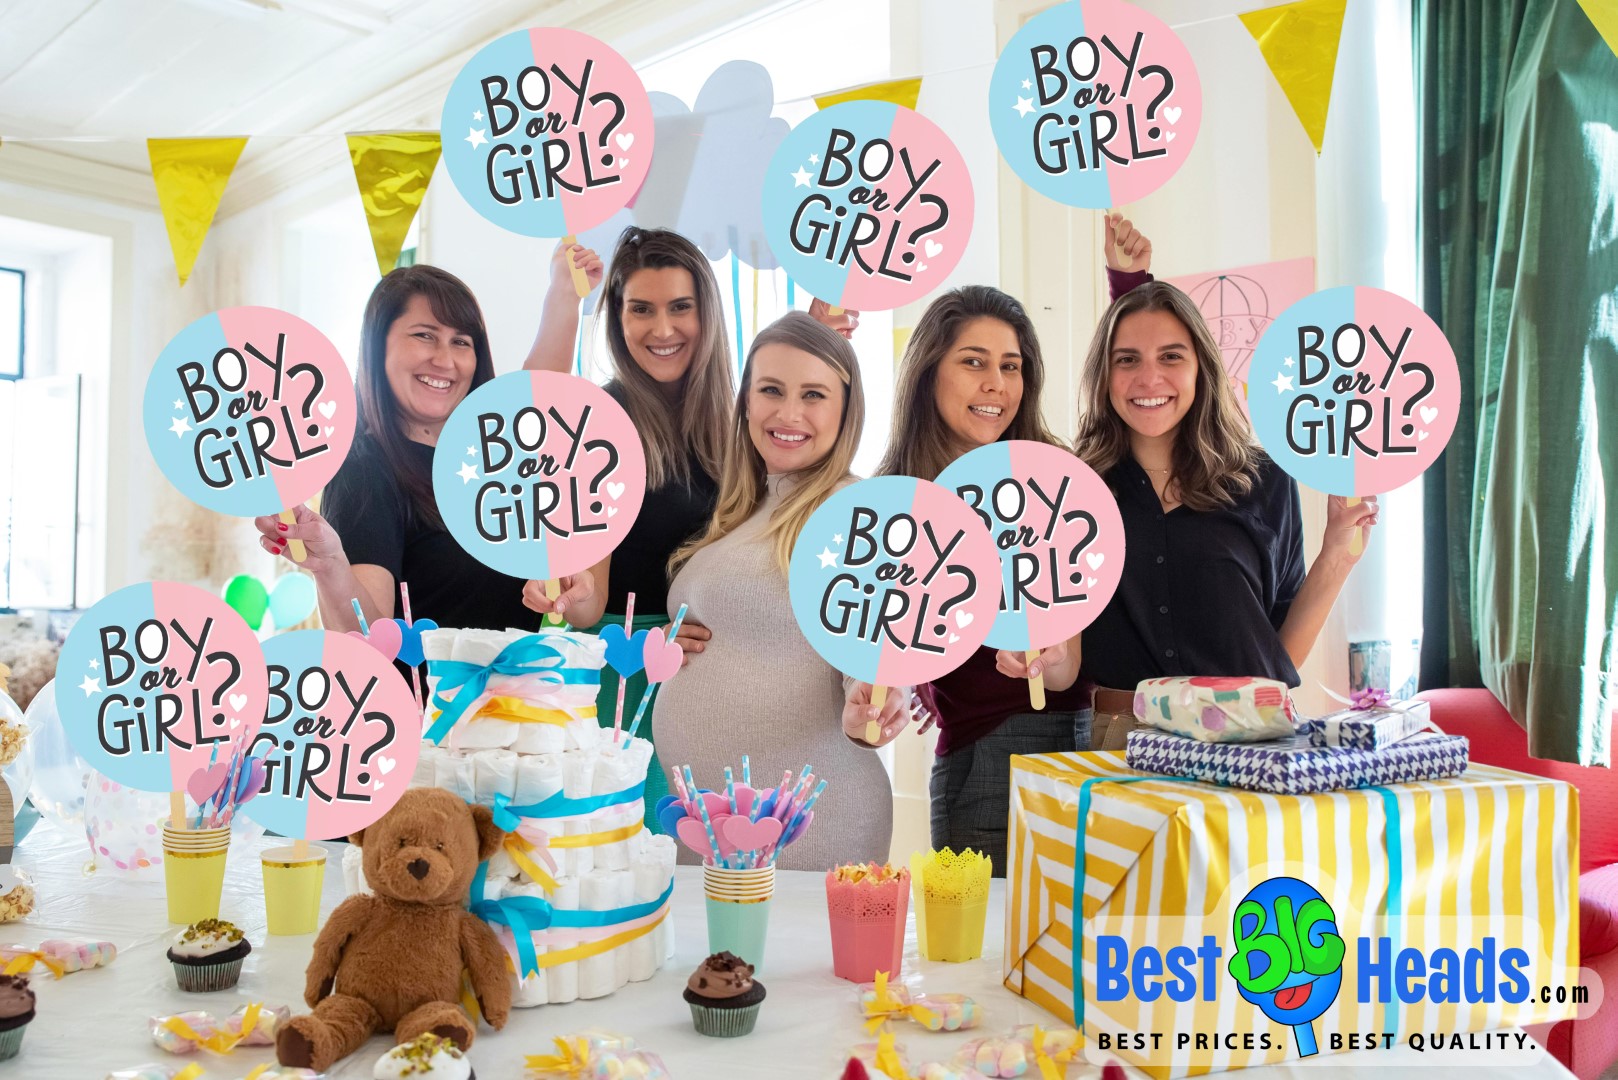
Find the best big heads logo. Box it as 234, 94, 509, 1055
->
1227, 877, 1345, 1056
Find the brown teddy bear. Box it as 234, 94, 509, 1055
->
276, 787, 512, 1072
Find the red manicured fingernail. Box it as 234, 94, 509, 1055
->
277, 523, 288, 532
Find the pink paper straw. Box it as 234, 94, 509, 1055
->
613, 593, 635, 740
401, 582, 424, 713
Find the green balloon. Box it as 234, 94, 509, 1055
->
224, 574, 270, 630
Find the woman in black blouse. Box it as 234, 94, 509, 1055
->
996, 281, 1379, 748
251, 265, 605, 633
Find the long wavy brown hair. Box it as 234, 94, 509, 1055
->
875, 285, 1061, 482
601, 227, 734, 490
670, 312, 864, 578
1072, 281, 1260, 510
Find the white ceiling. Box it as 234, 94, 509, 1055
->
0, 0, 794, 216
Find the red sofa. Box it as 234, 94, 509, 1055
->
1415, 688, 1616, 1079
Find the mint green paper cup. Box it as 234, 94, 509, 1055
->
703, 863, 774, 973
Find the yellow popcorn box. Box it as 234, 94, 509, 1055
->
1004, 752, 1580, 1078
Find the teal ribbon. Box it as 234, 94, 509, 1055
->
730, 247, 744, 374
495, 783, 645, 823
469, 860, 675, 977
1371, 786, 1403, 1035
424, 636, 594, 744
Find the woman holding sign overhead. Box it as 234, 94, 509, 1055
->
1059, 279, 1379, 751
649, 312, 908, 870
253, 265, 608, 634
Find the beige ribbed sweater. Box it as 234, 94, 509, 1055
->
652, 475, 893, 871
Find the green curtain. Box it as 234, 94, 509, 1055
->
1417, 0, 1618, 763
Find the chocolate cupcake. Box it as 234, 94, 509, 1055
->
0, 974, 34, 1060
683, 951, 765, 1037
373, 1033, 473, 1080
167, 918, 250, 992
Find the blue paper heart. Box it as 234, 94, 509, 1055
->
657, 803, 689, 837
599, 623, 649, 678
397, 617, 439, 667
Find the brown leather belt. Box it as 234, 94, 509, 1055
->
1092, 686, 1135, 715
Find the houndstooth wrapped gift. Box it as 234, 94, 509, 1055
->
1301, 699, 1434, 750
1124, 728, 1468, 794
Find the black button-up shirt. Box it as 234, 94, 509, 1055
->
1080, 454, 1306, 691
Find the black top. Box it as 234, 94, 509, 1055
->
1079, 455, 1306, 691
323, 432, 541, 633
602, 382, 719, 617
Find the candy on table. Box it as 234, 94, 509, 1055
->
106, 1067, 197, 1080
834, 862, 905, 885
0, 866, 36, 923
150, 1003, 289, 1053
0, 937, 117, 976
858, 973, 981, 1032
525, 1033, 669, 1079
916, 1064, 992, 1080
235, 1070, 319, 1080
847, 1032, 912, 1080
1010, 1024, 1080, 1061
953, 1025, 1080, 1078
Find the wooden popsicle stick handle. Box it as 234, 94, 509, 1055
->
281, 509, 306, 563
543, 578, 564, 626
865, 684, 887, 744
1027, 649, 1047, 711
828, 305, 844, 317
293, 838, 310, 858
563, 235, 591, 299
1346, 496, 1365, 557
170, 791, 187, 832
1107, 209, 1133, 268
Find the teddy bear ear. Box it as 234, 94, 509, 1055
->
471, 804, 504, 863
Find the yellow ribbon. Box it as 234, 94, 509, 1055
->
460, 968, 483, 1026
526, 1035, 595, 1076
861, 970, 940, 1034
243, 1065, 278, 1080
502, 833, 561, 892
483, 698, 597, 725
3, 951, 66, 979
872, 1031, 908, 1080
546, 822, 641, 849
161, 1001, 264, 1054
1031, 1026, 1077, 1080
174, 1065, 205, 1080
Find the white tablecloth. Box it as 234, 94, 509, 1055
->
0, 821, 1576, 1079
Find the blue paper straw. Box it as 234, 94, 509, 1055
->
351, 599, 370, 636
725, 766, 736, 815
686, 766, 725, 867
779, 779, 827, 860
742, 754, 750, 788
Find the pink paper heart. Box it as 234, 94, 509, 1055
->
700, 791, 732, 821
349, 618, 403, 662
722, 814, 783, 852
642, 627, 683, 684
187, 763, 230, 806
677, 815, 735, 857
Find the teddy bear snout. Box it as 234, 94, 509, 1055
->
407, 858, 430, 880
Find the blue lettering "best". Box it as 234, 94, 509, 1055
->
1097, 935, 1224, 1002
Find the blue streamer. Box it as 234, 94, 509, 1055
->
1372, 786, 1403, 1035
731, 251, 744, 373
423, 635, 594, 744
786, 276, 795, 307
574, 316, 584, 376
491, 785, 646, 825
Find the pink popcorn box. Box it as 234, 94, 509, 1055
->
826, 865, 910, 983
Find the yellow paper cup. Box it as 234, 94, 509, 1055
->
162, 824, 230, 925
261, 845, 326, 935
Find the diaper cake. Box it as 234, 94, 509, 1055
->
343, 627, 676, 1007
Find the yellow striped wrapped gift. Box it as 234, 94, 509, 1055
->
1004, 752, 1579, 1078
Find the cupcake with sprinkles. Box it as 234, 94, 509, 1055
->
166, 918, 250, 992
0, 973, 34, 1060
373, 1033, 473, 1080
683, 951, 766, 1038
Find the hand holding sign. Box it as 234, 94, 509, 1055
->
432, 372, 647, 609
242, 631, 420, 842
55, 583, 268, 825
1247, 286, 1460, 553
788, 477, 1000, 742
763, 101, 973, 311
440, 28, 654, 240
991, 0, 1202, 208
935, 442, 1125, 709
144, 308, 356, 560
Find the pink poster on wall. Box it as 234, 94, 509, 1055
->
1163, 257, 1315, 419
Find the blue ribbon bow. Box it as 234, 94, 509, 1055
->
425, 635, 594, 744
494, 785, 647, 824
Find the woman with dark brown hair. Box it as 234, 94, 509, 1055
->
251, 265, 592, 633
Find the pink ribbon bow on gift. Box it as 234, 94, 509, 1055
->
1350, 687, 1392, 710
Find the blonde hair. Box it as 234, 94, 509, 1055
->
1072, 281, 1260, 510
875, 285, 1061, 481
602, 227, 735, 489
671, 312, 865, 577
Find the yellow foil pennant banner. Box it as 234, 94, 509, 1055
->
347, 131, 442, 278
147, 136, 248, 286
1239, 0, 1348, 154
1577, 0, 1618, 58
814, 77, 923, 112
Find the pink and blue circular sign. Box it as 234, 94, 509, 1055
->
432, 371, 647, 580
991, 0, 1202, 208
143, 307, 356, 517
440, 27, 655, 237
763, 101, 973, 311
934, 441, 1125, 652
242, 630, 420, 841
55, 582, 268, 792
1247, 287, 1460, 496
787, 476, 1000, 687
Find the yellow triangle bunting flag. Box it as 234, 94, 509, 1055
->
147, 137, 248, 286
1239, 0, 1348, 154
1577, 0, 1618, 58
347, 132, 443, 278
814, 77, 923, 112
